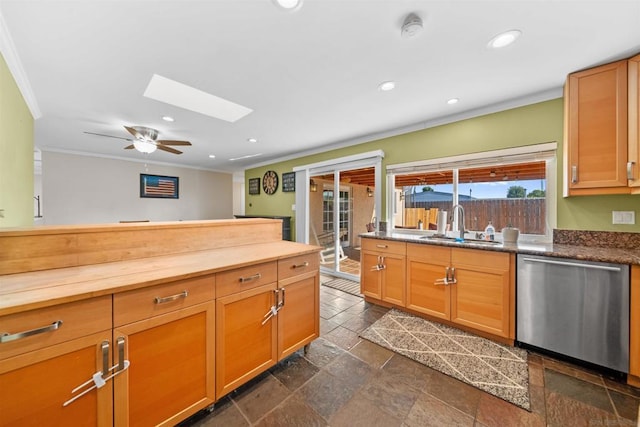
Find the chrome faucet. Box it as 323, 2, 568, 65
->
452, 204, 465, 239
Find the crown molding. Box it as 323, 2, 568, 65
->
0, 8, 42, 119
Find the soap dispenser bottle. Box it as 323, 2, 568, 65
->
484, 221, 495, 241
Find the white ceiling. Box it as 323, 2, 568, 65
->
1, 0, 639, 173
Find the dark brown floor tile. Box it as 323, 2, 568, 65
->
339, 315, 374, 333
528, 384, 547, 419
328, 296, 361, 310
328, 311, 357, 325
476, 393, 544, 427
421, 367, 482, 417
296, 370, 360, 420
543, 357, 604, 387
269, 352, 320, 391
319, 304, 342, 320
605, 377, 640, 398
303, 337, 346, 368
349, 339, 393, 369
609, 388, 640, 421
319, 317, 340, 335
231, 373, 291, 423
359, 370, 421, 420
380, 353, 435, 392
544, 369, 614, 414
325, 352, 374, 390
254, 395, 327, 427
545, 391, 620, 427
342, 300, 369, 314
529, 362, 545, 387
178, 396, 249, 427
329, 392, 404, 427
404, 392, 475, 427
322, 325, 361, 350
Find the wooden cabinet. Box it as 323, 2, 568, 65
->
0, 297, 113, 427
113, 276, 216, 427
277, 253, 320, 360
564, 54, 640, 196
361, 238, 406, 306
406, 244, 514, 339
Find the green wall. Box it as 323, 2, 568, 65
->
0, 52, 34, 228
246, 97, 640, 234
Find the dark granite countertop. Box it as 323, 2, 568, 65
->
360, 231, 640, 266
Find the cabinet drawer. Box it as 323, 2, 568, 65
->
362, 238, 406, 255
216, 262, 277, 298
0, 295, 112, 360
114, 274, 215, 327
278, 253, 319, 281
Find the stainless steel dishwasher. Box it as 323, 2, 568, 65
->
517, 254, 629, 373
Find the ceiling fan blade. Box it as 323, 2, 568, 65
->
156, 140, 192, 146
124, 144, 135, 150
157, 145, 182, 155
124, 126, 143, 140
84, 131, 132, 141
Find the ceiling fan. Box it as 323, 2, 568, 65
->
84, 126, 192, 155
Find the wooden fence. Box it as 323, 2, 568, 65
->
404, 199, 546, 235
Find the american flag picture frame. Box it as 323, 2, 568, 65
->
140, 174, 179, 199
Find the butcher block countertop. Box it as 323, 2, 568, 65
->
0, 219, 320, 316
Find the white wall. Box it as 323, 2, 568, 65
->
42, 151, 233, 225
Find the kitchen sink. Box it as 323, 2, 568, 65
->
419, 235, 501, 245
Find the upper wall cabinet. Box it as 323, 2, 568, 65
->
564, 54, 640, 196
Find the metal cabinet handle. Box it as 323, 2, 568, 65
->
434, 267, 450, 286
239, 273, 262, 283
277, 288, 285, 310
521, 257, 621, 272
448, 267, 457, 284
292, 262, 309, 269
1, 320, 63, 344
628, 161, 636, 180
571, 165, 578, 184
101, 340, 110, 376
376, 244, 388, 249
154, 290, 188, 304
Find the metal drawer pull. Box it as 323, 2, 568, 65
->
376, 244, 388, 249
521, 257, 621, 272
628, 161, 636, 180
292, 261, 309, 269
240, 273, 262, 283
1, 320, 63, 344
571, 165, 578, 184
154, 290, 188, 304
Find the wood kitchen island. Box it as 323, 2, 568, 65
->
0, 219, 321, 427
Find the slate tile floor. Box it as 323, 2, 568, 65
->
181, 284, 640, 427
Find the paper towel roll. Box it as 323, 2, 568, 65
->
436, 211, 448, 235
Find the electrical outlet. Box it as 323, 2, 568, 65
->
291, 204, 296, 211
612, 211, 635, 225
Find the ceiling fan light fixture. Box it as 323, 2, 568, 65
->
133, 140, 157, 154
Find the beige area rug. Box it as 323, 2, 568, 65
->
361, 309, 530, 410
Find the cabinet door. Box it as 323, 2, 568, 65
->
566, 59, 629, 194
381, 253, 406, 306
216, 283, 278, 398
406, 244, 451, 320
450, 249, 511, 338
361, 251, 382, 299
629, 54, 640, 190
0, 331, 113, 427
277, 271, 319, 360
113, 302, 215, 427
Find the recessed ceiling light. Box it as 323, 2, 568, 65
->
488, 30, 522, 49
144, 74, 253, 123
162, 116, 174, 122
378, 81, 396, 91
247, 138, 258, 143
209, 154, 216, 159
272, 0, 302, 11
447, 98, 459, 105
